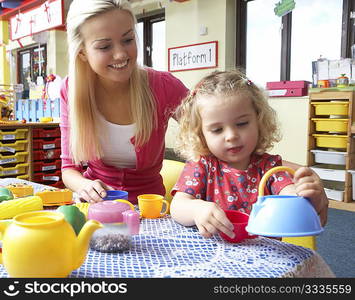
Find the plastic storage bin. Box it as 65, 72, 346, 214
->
310, 150, 346, 165
324, 188, 344, 201
0, 140, 28, 153
33, 149, 61, 161
310, 166, 346, 182
0, 152, 28, 165
311, 118, 348, 132
312, 134, 347, 149
45, 180, 65, 189
0, 129, 28, 141
33, 127, 60, 138
311, 101, 349, 116
33, 169, 61, 183
33, 137, 61, 150
33, 159, 61, 172
349, 170, 355, 201
0, 163, 29, 177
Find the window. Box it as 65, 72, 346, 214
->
290, 0, 342, 81
237, 0, 354, 88
136, 10, 165, 70
17, 44, 47, 98
246, 0, 281, 86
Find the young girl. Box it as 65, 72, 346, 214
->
170, 69, 328, 239
60, 0, 188, 203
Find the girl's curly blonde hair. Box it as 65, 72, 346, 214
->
175, 69, 281, 161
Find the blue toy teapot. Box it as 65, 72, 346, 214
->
246, 166, 323, 237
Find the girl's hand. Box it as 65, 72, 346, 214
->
193, 201, 235, 239
78, 179, 113, 203
293, 167, 328, 226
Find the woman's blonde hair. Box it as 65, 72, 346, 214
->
175, 69, 281, 161
66, 0, 156, 164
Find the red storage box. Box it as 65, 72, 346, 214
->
266, 80, 310, 97
33, 159, 61, 172
33, 137, 61, 150
33, 169, 61, 183
33, 127, 61, 138
33, 149, 61, 161
44, 180, 65, 189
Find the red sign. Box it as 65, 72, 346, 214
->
9, 0, 64, 40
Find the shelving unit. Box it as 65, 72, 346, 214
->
308, 91, 355, 204
0, 123, 62, 188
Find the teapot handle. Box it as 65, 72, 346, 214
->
0, 221, 11, 264
258, 166, 295, 197
114, 199, 135, 211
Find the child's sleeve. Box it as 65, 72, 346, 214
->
171, 159, 208, 199
265, 155, 294, 195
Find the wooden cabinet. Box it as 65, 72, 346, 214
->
308, 91, 355, 203
0, 123, 63, 188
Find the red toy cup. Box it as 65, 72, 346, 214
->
219, 210, 256, 243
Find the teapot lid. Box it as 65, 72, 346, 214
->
88, 200, 132, 223
90, 200, 131, 213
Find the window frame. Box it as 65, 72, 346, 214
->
136, 9, 165, 67
236, 0, 354, 81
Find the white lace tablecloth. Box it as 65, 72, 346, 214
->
0, 179, 335, 278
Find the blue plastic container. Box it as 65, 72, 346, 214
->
103, 190, 128, 201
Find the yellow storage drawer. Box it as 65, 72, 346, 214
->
0, 140, 28, 153
0, 128, 28, 141
0, 163, 29, 177
311, 101, 349, 116
311, 118, 348, 132
312, 134, 347, 149
0, 152, 28, 165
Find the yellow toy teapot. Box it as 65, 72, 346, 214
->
0, 210, 102, 277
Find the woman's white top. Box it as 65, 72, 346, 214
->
98, 114, 137, 169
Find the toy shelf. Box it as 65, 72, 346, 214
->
0, 123, 62, 187
308, 91, 355, 203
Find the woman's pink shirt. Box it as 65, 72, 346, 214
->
60, 68, 188, 203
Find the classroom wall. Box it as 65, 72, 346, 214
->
0, 20, 10, 85
47, 30, 68, 78
164, 0, 236, 149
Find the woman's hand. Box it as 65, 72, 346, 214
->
78, 179, 113, 203
293, 167, 329, 226
193, 201, 235, 239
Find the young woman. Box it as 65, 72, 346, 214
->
60, 0, 188, 203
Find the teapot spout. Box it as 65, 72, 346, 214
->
249, 196, 266, 222
74, 220, 102, 269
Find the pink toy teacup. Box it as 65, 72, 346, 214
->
219, 210, 257, 243
122, 210, 140, 235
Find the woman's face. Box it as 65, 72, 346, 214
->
79, 9, 137, 86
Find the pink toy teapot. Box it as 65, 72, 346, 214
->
87, 199, 135, 223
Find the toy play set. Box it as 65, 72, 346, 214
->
0, 166, 324, 277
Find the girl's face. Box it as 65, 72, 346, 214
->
199, 94, 259, 170
79, 9, 137, 87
